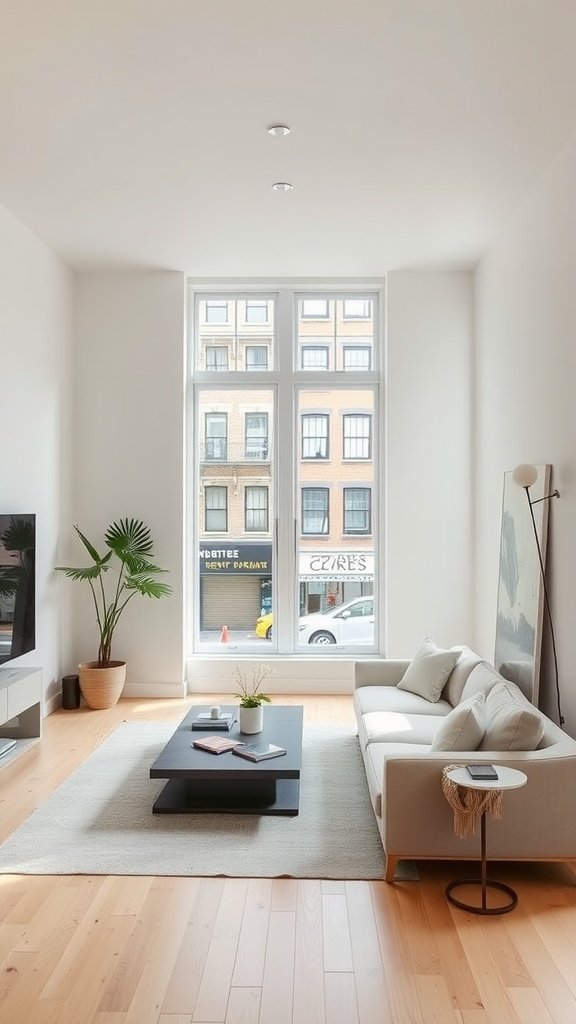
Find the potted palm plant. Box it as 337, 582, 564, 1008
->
56, 518, 171, 709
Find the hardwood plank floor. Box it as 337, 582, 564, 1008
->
0, 694, 575, 1024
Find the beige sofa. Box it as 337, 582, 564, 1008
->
354, 651, 576, 881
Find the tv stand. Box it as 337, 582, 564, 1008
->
0, 666, 42, 764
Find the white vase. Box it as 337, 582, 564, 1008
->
239, 705, 264, 734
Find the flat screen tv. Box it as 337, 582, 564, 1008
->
0, 513, 36, 665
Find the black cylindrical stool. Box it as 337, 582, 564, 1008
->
62, 674, 81, 709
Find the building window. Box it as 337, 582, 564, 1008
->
205, 413, 227, 460
206, 346, 228, 371
204, 300, 229, 324
301, 346, 329, 370
245, 300, 269, 324
343, 414, 371, 459
344, 488, 371, 534
246, 345, 268, 370
301, 299, 329, 319
302, 414, 329, 459
205, 486, 227, 531
343, 346, 371, 371
343, 299, 372, 319
302, 487, 329, 534
245, 413, 269, 460
245, 486, 269, 532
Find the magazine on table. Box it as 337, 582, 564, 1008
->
192, 735, 245, 754
232, 743, 287, 762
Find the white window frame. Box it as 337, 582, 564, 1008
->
186, 280, 385, 674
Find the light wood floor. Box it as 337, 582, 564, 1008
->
0, 694, 575, 1024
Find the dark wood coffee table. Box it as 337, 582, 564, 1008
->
150, 704, 303, 816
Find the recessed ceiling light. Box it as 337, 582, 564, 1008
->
272, 182, 293, 191
268, 124, 291, 136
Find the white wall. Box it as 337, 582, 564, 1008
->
475, 136, 576, 734
385, 271, 474, 655
72, 273, 186, 694
0, 202, 73, 708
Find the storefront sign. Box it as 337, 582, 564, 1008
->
199, 542, 272, 575
299, 551, 374, 581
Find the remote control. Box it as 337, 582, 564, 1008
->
466, 764, 498, 780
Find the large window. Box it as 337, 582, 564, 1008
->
189, 285, 382, 658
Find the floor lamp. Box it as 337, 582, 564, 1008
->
511, 464, 563, 727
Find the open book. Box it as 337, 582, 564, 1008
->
192, 735, 244, 755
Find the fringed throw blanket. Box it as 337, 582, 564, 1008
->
441, 765, 503, 838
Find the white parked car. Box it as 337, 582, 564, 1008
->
298, 596, 374, 646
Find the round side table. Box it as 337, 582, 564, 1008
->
445, 765, 527, 916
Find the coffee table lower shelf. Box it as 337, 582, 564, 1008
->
153, 777, 300, 815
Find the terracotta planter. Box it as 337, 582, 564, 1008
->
239, 705, 264, 734
78, 661, 126, 710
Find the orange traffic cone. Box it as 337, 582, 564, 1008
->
220, 625, 230, 643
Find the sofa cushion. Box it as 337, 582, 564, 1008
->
397, 637, 460, 703
354, 685, 452, 719
442, 647, 483, 707
460, 661, 506, 703
364, 742, 430, 818
430, 691, 486, 751
479, 680, 544, 751
360, 711, 446, 747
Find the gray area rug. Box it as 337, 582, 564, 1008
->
0, 721, 416, 880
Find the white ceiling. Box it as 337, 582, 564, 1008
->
1, 1, 575, 276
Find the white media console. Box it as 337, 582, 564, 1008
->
0, 666, 42, 763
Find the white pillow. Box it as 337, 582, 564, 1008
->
397, 637, 460, 703
430, 692, 486, 751
479, 680, 544, 751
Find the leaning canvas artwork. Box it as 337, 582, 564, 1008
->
494, 464, 551, 706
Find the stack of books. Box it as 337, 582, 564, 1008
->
232, 742, 286, 762
190, 711, 236, 731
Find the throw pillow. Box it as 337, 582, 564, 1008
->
479, 680, 544, 751
430, 691, 486, 751
442, 646, 482, 707
397, 637, 460, 703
